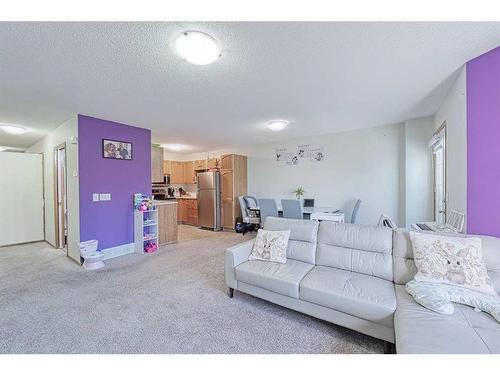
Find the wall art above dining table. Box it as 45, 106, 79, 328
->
275, 144, 325, 166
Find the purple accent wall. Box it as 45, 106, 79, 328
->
78, 115, 151, 249
467, 46, 500, 236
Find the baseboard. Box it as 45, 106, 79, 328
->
101, 242, 135, 260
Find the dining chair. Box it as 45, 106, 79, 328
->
447, 210, 465, 233
303, 199, 315, 208
243, 195, 260, 222
281, 199, 303, 219
244, 196, 258, 210
257, 199, 279, 228
348, 199, 362, 224
377, 213, 397, 229
238, 196, 260, 228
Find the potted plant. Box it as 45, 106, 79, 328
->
293, 186, 305, 200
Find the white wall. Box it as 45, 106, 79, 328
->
26, 115, 81, 262
433, 66, 467, 229
164, 119, 440, 227
404, 117, 435, 226
0, 152, 44, 246
170, 124, 404, 226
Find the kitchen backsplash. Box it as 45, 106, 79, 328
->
170, 183, 197, 193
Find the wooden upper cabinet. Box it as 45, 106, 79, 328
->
183, 161, 195, 184
193, 159, 206, 171
151, 147, 164, 182
207, 158, 219, 169
220, 154, 233, 170
170, 161, 184, 184
163, 160, 172, 175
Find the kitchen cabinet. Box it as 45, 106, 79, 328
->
220, 154, 247, 230
177, 198, 198, 226
164, 157, 220, 184
163, 160, 172, 175
183, 161, 196, 184
207, 158, 219, 169
151, 146, 164, 183
157, 202, 177, 244
193, 159, 206, 171
170, 161, 184, 184
220, 154, 233, 170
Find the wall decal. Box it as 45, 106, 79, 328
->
276, 144, 326, 165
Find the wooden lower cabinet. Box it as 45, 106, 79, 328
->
177, 198, 198, 226
157, 203, 177, 245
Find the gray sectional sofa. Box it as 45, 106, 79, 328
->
224, 217, 500, 354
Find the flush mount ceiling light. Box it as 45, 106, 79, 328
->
163, 143, 187, 152
0, 124, 28, 135
267, 120, 289, 131
174, 31, 221, 65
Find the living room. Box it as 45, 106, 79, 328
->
1, 1, 500, 374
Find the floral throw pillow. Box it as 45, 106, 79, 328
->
409, 231, 496, 295
249, 229, 290, 263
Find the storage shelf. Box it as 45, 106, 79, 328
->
135, 208, 159, 253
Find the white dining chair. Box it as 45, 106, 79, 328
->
377, 213, 397, 229
447, 210, 465, 233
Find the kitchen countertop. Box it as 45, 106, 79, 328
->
154, 200, 178, 206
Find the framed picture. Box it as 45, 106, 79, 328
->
102, 139, 133, 160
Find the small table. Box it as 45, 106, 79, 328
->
248, 206, 344, 222
309, 210, 345, 222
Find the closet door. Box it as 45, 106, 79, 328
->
0, 152, 44, 246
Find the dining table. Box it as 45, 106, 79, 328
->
248, 206, 345, 222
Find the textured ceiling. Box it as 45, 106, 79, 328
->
1, 22, 500, 151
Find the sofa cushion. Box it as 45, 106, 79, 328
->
409, 232, 496, 295
249, 229, 290, 263
235, 259, 314, 298
317, 222, 394, 281
393, 229, 500, 293
264, 217, 319, 264
394, 285, 500, 353
300, 266, 397, 327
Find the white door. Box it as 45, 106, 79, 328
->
0, 152, 44, 246
56, 146, 68, 251
432, 129, 446, 224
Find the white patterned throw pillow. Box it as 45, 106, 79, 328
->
249, 229, 290, 263
409, 231, 497, 295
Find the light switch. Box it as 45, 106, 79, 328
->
92, 193, 100, 202
100, 193, 111, 201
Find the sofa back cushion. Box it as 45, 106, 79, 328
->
392, 229, 418, 285
264, 217, 319, 264
317, 222, 394, 281
393, 228, 500, 293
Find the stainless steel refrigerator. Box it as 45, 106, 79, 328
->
197, 171, 222, 230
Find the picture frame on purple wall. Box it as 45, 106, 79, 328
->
102, 139, 133, 160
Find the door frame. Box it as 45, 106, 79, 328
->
431, 121, 447, 223
54, 142, 68, 251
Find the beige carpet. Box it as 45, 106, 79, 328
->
0, 225, 383, 354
